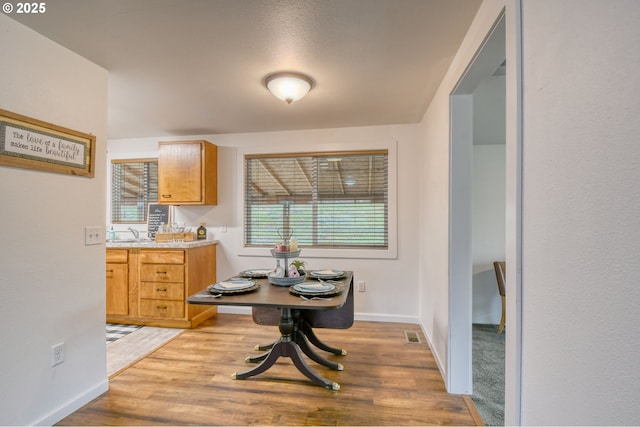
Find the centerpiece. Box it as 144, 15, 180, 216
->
268, 228, 305, 286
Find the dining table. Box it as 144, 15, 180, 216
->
187, 271, 354, 390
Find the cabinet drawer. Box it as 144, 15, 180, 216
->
106, 249, 128, 263
140, 281, 184, 300
139, 250, 185, 264
139, 299, 184, 318
140, 264, 184, 282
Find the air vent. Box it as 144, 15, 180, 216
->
404, 331, 421, 344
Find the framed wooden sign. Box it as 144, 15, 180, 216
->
0, 108, 96, 177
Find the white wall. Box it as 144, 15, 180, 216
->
472, 74, 507, 324
108, 124, 421, 322
519, 0, 640, 424
472, 144, 505, 324
0, 15, 109, 426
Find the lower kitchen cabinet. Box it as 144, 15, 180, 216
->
106, 249, 129, 316
106, 243, 217, 328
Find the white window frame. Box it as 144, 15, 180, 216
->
237, 140, 397, 259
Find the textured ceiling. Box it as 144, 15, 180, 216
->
9, 0, 482, 139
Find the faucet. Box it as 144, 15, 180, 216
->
127, 227, 140, 240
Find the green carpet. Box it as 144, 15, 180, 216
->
472, 324, 505, 426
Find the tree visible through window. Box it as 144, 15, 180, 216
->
111, 159, 158, 223
244, 151, 388, 249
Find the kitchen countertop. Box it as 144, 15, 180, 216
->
106, 239, 218, 249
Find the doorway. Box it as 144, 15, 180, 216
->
448, 11, 506, 423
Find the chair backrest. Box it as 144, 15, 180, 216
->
493, 261, 506, 297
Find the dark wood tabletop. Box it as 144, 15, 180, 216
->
187, 271, 353, 311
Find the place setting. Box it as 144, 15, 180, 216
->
289, 269, 346, 300
309, 269, 345, 280
239, 268, 273, 278
193, 279, 260, 298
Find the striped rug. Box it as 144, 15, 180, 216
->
106, 323, 143, 344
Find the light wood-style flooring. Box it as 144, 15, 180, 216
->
58, 313, 483, 426
107, 326, 184, 377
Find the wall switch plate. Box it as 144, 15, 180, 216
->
357, 281, 366, 292
51, 342, 65, 366
84, 226, 102, 245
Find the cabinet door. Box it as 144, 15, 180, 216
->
158, 142, 203, 203
106, 262, 128, 316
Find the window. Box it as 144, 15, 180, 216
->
244, 151, 388, 249
111, 159, 158, 223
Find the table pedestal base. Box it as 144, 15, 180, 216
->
299, 316, 348, 356
248, 311, 345, 371
232, 308, 340, 390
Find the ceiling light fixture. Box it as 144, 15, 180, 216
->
265, 72, 314, 104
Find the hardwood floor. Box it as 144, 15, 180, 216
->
58, 313, 483, 426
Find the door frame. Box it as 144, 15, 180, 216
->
448, 4, 523, 424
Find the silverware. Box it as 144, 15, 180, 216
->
300, 295, 333, 302
318, 279, 343, 285
194, 294, 221, 298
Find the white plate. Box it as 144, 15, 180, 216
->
212, 280, 255, 291
310, 269, 345, 279
293, 283, 336, 294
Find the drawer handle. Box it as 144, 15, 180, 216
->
161, 194, 172, 198
106, 269, 113, 273
156, 305, 168, 310
157, 287, 168, 292
156, 271, 168, 275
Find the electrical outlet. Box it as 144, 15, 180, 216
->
357, 281, 366, 292
51, 342, 65, 367
84, 226, 103, 245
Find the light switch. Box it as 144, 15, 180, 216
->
85, 226, 103, 245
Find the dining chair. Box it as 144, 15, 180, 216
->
493, 261, 506, 334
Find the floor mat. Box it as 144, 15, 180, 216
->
106, 323, 143, 344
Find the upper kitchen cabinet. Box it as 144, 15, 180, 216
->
158, 140, 218, 205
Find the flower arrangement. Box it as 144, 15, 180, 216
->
290, 259, 306, 275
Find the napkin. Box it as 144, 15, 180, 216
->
315, 269, 336, 275
217, 281, 248, 289
297, 283, 327, 290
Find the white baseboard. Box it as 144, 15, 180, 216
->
218, 306, 420, 325
354, 312, 419, 324
218, 306, 252, 315
32, 379, 109, 426
418, 319, 447, 391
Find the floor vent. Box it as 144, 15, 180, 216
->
404, 331, 421, 344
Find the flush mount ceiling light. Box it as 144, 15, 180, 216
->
265, 72, 314, 104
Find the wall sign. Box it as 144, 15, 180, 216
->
0, 109, 96, 177
147, 203, 171, 238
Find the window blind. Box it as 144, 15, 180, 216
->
111, 159, 158, 223
244, 151, 388, 249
